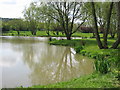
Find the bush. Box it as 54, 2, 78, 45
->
95, 54, 110, 74
91, 52, 98, 59
80, 50, 87, 56
74, 46, 83, 53
99, 59, 110, 74
109, 50, 120, 81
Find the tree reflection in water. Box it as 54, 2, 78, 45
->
21, 43, 94, 85
1, 37, 94, 86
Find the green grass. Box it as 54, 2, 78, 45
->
2, 30, 85, 37
2, 31, 62, 36
49, 39, 120, 62
2, 30, 113, 38
49, 38, 118, 50
30, 72, 118, 88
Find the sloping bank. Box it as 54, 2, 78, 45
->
31, 39, 120, 88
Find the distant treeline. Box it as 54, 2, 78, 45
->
1, 18, 104, 34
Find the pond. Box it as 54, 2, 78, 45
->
0, 36, 94, 88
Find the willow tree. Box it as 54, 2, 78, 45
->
91, 2, 103, 49
36, 4, 54, 36
111, 2, 120, 49
91, 2, 115, 49
103, 2, 114, 49
37, 2, 87, 40
23, 2, 38, 35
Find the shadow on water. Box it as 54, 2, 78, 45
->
1, 36, 94, 88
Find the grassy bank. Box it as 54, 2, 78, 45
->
2, 30, 113, 38
49, 39, 119, 58
31, 73, 118, 88
28, 39, 120, 88
2, 31, 92, 37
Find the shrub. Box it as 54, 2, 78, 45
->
99, 59, 110, 74
91, 53, 98, 59
95, 54, 110, 74
74, 46, 83, 53
80, 50, 86, 56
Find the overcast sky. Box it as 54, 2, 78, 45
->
0, 0, 39, 18
0, 0, 118, 18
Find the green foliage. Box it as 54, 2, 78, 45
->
74, 46, 83, 53
2, 19, 28, 34
94, 54, 110, 74
109, 49, 120, 81
80, 50, 87, 56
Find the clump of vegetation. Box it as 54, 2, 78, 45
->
74, 46, 84, 53
94, 54, 110, 74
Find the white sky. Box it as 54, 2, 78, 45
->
0, 0, 39, 18
0, 0, 118, 18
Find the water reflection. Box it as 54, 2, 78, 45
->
1, 36, 94, 88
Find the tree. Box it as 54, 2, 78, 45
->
91, 2, 103, 49
111, 2, 120, 49
109, 3, 117, 38
38, 5, 54, 36
23, 2, 38, 35
31, 1, 87, 40
8, 19, 24, 35
47, 2, 87, 40
103, 2, 113, 49
37, 22, 45, 30
2, 21, 11, 32
91, 2, 116, 49
81, 2, 95, 37
95, 2, 116, 41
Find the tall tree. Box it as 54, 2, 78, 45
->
37, 2, 87, 40
91, 2, 103, 49
23, 2, 38, 35
6, 19, 24, 35
91, 2, 116, 49
103, 2, 113, 49
111, 2, 120, 49
109, 3, 117, 39
37, 5, 54, 36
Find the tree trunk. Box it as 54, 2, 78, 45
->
33, 31, 36, 35
31, 30, 36, 35
110, 33, 115, 38
66, 34, 71, 40
46, 29, 50, 36
17, 31, 20, 36
56, 30, 59, 35
103, 2, 113, 49
111, 2, 120, 49
92, 32, 95, 38
91, 2, 103, 49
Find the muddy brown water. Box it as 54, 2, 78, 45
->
0, 36, 94, 88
